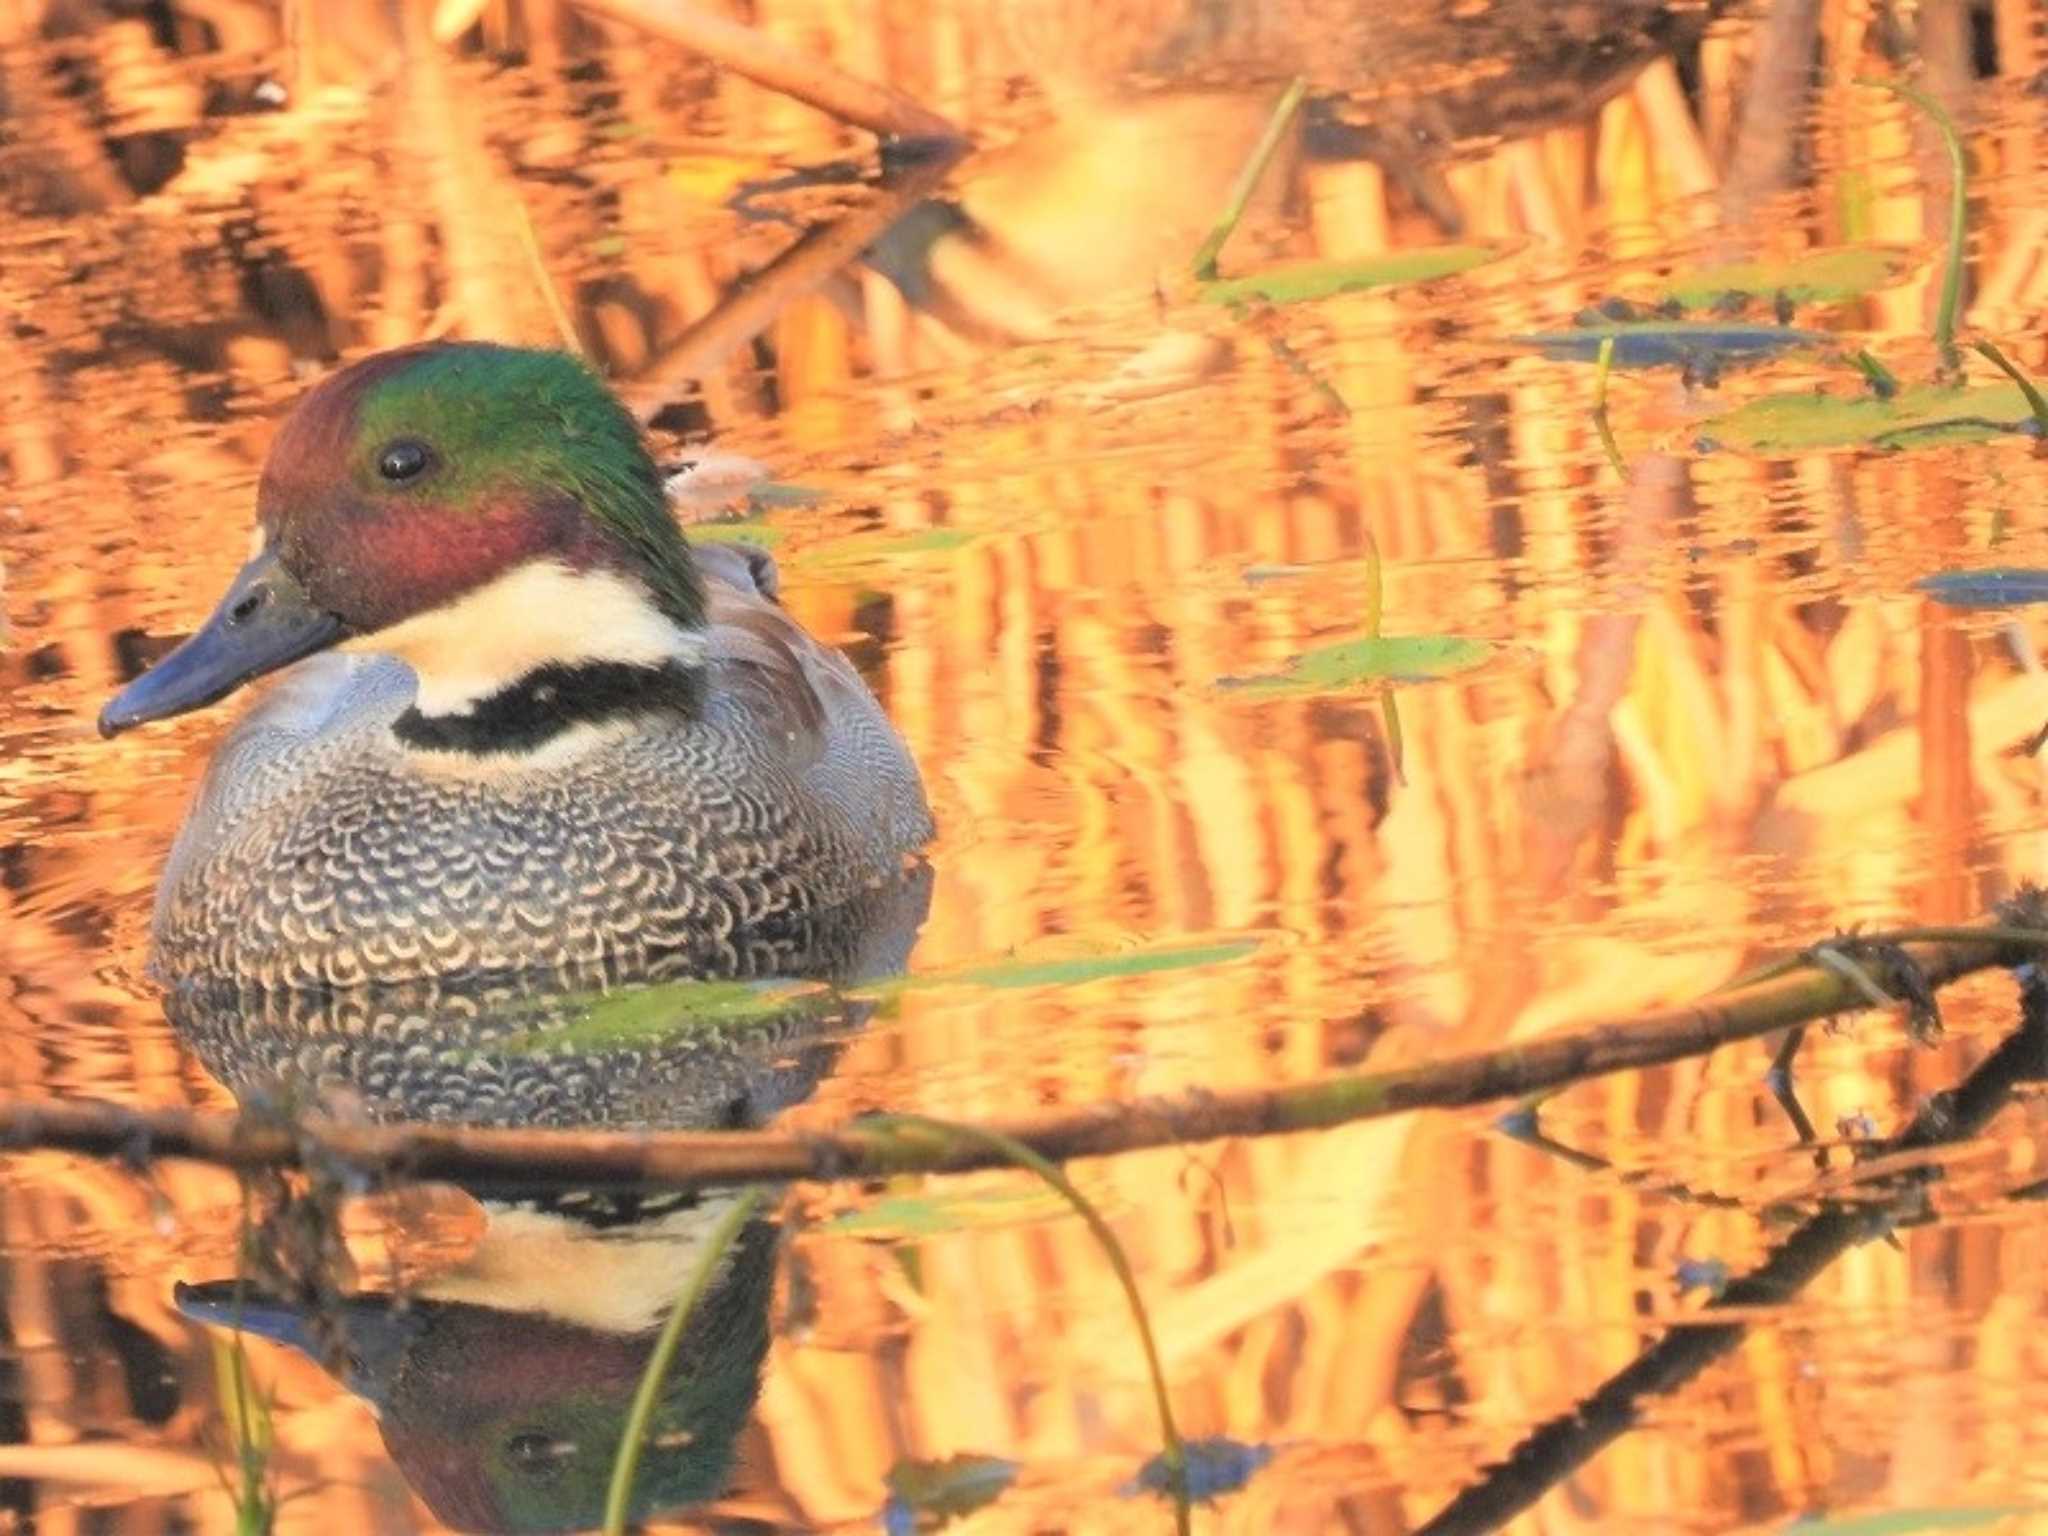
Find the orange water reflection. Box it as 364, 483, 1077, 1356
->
7, 1, 2048, 1532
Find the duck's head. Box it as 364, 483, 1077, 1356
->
100, 342, 704, 740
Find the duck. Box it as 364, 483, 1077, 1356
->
100, 341, 934, 991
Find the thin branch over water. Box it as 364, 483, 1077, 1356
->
1415, 962, 2048, 1536
0, 914, 2040, 1192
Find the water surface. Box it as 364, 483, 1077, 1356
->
5, 2, 2048, 1532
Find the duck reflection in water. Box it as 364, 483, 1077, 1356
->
169, 848, 928, 1534
178, 1195, 782, 1534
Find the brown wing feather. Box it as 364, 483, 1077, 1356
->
703, 574, 830, 765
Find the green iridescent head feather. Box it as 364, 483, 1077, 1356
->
259, 341, 704, 633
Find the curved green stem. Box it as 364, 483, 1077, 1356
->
1858, 77, 1967, 370
1192, 76, 1307, 282
1972, 339, 2048, 432
874, 1114, 1190, 1535
603, 1186, 768, 1536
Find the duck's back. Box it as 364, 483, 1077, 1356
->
154, 549, 932, 989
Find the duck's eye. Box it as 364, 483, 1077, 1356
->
376, 439, 432, 483
504, 1430, 573, 1481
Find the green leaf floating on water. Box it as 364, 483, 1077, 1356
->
1510, 322, 1829, 370
490, 940, 1259, 1056
1662, 246, 1916, 308
1782, 1507, 2048, 1535
937, 939, 1258, 991
794, 526, 979, 573
1697, 382, 2041, 454
686, 519, 786, 548
1199, 244, 1504, 306
490, 976, 824, 1055
822, 1186, 1077, 1238
882, 1454, 1018, 1533
1219, 634, 1491, 695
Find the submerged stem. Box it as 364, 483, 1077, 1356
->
1591, 334, 1627, 479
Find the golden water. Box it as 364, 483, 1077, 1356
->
6, 2, 2048, 1531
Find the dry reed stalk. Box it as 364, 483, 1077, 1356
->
1593, 91, 1655, 258
0, 324, 64, 487
397, 0, 533, 340
1711, 478, 1769, 813
0, 1439, 217, 1490
1971, 207, 2048, 321
627, 140, 960, 418
1916, 465, 1977, 924
1718, 0, 1821, 230
1505, 138, 1570, 248
1630, 57, 1718, 212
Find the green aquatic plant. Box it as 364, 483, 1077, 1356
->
1591, 333, 1627, 478
1198, 244, 1506, 307
936, 938, 1257, 991
1658, 246, 1914, 309
821, 1183, 1078, 1238
1857, 77, 1967, 372
1218, 633, 1492, 693
1219, 528, 1485, 789
1690, 77, 2048, 457
1181, 72, 1504, 426
1508, 320, 1827, 371
1191, 76, 1306, 284
213, 1331, 280, 1536
1782, 1506, 2048, 1535
882, 1454, 1019, 1531
1972, 339, 2048, 432
1697, 382, 2037, 454
491, 939, 1259, 1057
865, 1113, 1192, 1535
604, 1186, 769, 1536
793, 525, 979, 574
488, 975, 824, 1056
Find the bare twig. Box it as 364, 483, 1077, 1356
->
0, 921, 2038, 1192
1415, 964, 2048, 1536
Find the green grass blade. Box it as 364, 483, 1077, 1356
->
1858, 78, 1966, 368
1191, 77, 1306, 282
603, 1187, 768, 1536
1971, 339, 2048, 431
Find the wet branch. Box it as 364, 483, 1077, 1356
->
1414, 963, 2048, 1536
0, 918, 2040, 1192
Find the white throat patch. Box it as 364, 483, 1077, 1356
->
349, 559, 706, 719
